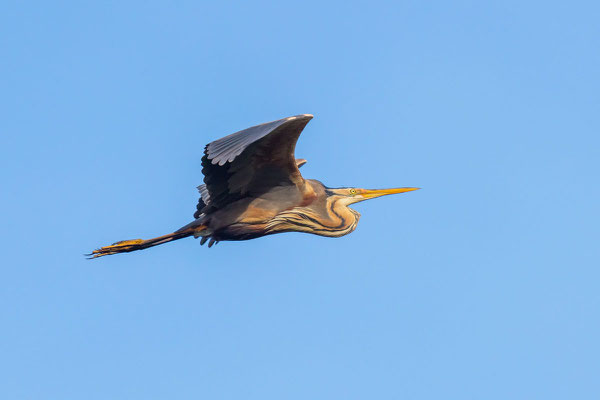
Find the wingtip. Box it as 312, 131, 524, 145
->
288, 114, 314, 121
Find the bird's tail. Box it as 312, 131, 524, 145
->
86, 226, 204, 259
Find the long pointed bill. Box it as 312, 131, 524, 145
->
360, 187, 420, 200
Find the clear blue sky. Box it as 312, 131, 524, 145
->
1, 1, 598, 398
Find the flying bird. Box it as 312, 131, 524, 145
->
88, 114, 418, 258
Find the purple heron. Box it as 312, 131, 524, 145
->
88, 114, 419, 258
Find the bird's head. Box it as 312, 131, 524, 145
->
325, 186, 420, 205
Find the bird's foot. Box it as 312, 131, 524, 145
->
86, 239, 144, 259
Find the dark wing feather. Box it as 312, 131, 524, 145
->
195, 114, 313, 216
193, 184, 211, 218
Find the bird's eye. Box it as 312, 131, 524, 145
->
349, 188, 357, 195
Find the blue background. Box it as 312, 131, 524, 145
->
1, 1, 598, 398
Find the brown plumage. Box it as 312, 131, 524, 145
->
88, 114, 418, 258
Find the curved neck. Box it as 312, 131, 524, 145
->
323, 196, 361, 236
265, 196, 361, 238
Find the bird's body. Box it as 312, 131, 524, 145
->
185, 179, 360, 243
89, 114, 418, 258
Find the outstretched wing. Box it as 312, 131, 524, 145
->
194, 114, 313, 217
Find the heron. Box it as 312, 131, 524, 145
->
88, 114, 419, 258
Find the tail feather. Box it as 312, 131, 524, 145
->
87, 226, 203, 259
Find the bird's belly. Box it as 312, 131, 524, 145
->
206, 203, 279, 241
212, 222, 270, 241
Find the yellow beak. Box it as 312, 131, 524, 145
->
360, 187, 420, 200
